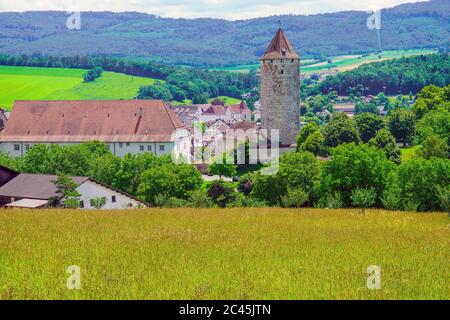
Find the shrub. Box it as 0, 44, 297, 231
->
90, 197, 106, 209
154, 194, 189, 208
416, 134, 448, 160
237, 176, 253, 196
207, 181, 235, 208
317, 192, 344, 209
435, 185, 450, 213
351, 188, 377, 208
228, 193, 267, 208
281, 189, 309, 208
397, 158, 450, 211
189, 189, 214, 208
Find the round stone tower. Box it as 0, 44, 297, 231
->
260, 28, 300, 146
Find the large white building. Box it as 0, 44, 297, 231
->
0, 100, 187, 157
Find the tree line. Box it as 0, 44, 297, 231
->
318, 54, 449, 96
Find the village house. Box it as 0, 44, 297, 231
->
172, 101, 251, 125
332, 103, 356, 117
0, 166, 146, 209
170, 104, 209, 127
0, 100, 188, 157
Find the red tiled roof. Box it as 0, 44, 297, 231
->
1, 100, 184, 143
232, 121, 257, 131
261, 28, 299, 60
203, 105, 225, 115
227, 101, 250, 114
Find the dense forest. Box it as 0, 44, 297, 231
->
0, 54, 259, 101
0, 0, 448, 66
318, 54, 450, 96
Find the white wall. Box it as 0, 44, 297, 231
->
76, 180, 145, 210
0, 141, 175, 158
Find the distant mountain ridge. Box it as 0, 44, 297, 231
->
0, 0, 448, 66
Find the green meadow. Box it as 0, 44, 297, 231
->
0, 208, 448, 300
0, 66, 158, 110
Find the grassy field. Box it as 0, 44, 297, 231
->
0, 66, 158, 110
401, 146, 420, 162
0, 208, 448, 300
211, 49, 436, 74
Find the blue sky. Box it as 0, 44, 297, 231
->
0, 0, 427, 20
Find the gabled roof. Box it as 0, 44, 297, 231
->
232, 121, 257, 131
261, 28, 299, 60
0, 100, 184, 143
203, 105, 225, 115
0, 174, 88, 200
227, 101, 250, 114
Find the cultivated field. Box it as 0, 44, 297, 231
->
212, 49, 436, 74
0, 208, 448, 300
0, 66, 158, 110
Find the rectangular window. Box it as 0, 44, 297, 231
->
112, 195, 116, 203
14, 144, 20, 151
80, 201, 84, 208
159, 145, 165, 151
25, 144, 30, 151
119, 143, 123, 148
140, 145, 144, 151
147, 145, 152, 151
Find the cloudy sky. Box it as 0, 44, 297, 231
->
0, 0, 427, 20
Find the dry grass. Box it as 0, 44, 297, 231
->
0, 208, 448, 300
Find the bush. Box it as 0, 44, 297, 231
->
397, 158, 450, 211
281, 189, 309, 208
435, 185, 450, 213
416, 134, 448, 160
317, 192, 344, 209
228, 193, 267, 208
189, 189, 214, 208
351, 188, 377, 208
154, 194, 189, 208
237, 176, 253, 196
207, 181, 235, 208
380, 172, 402, 211
90, 197, 106, 209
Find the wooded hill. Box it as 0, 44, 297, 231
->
0, 0, 448, 66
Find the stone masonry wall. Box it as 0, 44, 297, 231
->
260, 58, 300, 146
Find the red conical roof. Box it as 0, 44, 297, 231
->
261, 28, 299, 60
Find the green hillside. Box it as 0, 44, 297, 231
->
0, 66, 158, 110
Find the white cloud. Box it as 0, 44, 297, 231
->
0, 0, 428, 20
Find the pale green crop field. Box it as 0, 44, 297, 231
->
0, 66, 158, 110
0, 208, 448, 300
211, 49, 436, 74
